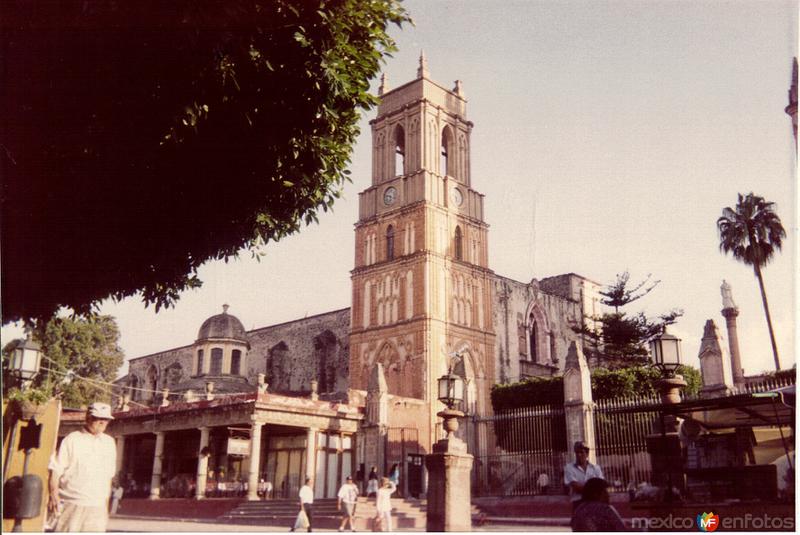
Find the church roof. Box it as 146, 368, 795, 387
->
197, 304, 248, 343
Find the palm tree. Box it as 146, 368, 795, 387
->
717, 192, 786, 370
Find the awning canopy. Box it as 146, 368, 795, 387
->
666, 385, 795, 430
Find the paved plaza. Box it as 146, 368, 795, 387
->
107, 517, 569, 532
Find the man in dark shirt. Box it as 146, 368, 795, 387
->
571, 477, 626, 532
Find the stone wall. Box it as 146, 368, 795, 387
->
123, 308, 352, 401
492, 274, 585, 384
248, 308, 351, 395
128, 346, 194, 403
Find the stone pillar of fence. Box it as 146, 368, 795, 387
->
362, 363, 389, 491
698, 319, 734, 398
562, 342, 596, 463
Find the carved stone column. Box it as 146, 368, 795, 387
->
115, 435, 126, 477
247, 420, 264, 500
196, 427, 210, 500
149, 431, 165, 499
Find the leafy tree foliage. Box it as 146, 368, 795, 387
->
579, 272, 683, 366
2, 315, 125, 407
717, 192, 786, 370
1, 1, 409, 323
490, 365, 702, 411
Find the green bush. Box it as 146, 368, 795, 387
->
491, 364, 702, 412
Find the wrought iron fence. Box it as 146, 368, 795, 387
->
593, 394, 661, 494
469, 404, 568, 496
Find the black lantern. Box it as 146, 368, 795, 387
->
9, 334, 42, 383
437, 372, 464, 410
650, 330, 682, 376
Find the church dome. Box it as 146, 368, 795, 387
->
197, 304, 248, 343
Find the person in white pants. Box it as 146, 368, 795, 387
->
374, 477, 396, 532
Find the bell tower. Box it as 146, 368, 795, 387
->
349, 55, 496, 450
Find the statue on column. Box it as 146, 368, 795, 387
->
721, 280, 737, 310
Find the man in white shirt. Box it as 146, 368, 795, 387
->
563, 441, 604, 511
293, 477, 314, 532
337, 475, 360, 532
49, 402, 117, 532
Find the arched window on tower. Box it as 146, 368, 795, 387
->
529, 316, 538, 363
231, 349, 241, 375
210, 348, 223, 374
394, 125, 405, 176
441, 126, 453, 177
454, 226, 463, 261
386, 225, 395, 261
196, 349, 204, 375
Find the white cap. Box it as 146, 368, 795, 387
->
88, 402, 114, 420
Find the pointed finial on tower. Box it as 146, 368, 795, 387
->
417, 50, 429, 79
378, 72, 389, 96
453, 80, 464, 97
222, 304, 229, 314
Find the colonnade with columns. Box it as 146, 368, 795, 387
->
109, 405, 359, 501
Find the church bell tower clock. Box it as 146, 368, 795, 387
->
349, 55, 496, 450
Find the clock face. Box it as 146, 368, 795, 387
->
451, 187, 463, 207
383, 186, 397, 206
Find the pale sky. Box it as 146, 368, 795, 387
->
3, 0, 797, 379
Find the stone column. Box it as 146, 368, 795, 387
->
305, 428, 318, 482
115, 435, 126, 477
149, 431, 165, 499
562, 342, 596, 462
196, 427, 210, 500
720, 280, 745, 387
425, 411, 473, 532
722, 308, 745, 387
247, 419, 264, 500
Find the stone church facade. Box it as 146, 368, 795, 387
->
105, 60, 599, 501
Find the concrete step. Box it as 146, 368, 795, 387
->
219, 497, 429, 530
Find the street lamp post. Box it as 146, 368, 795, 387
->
647, 330, 686, 503
426, 351, 473, 532
5, 333, 45, 532
9, 334, 43, 389
437, 368, 465, 439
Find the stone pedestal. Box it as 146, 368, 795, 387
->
425, 411, 473, 532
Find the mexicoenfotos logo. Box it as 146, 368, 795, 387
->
697, 512, 720, 532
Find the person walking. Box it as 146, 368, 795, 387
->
564, 441, 604, 512
337, 475, 359, 532
374, 477, 396, 532
291, 477, 314, 532
571, 477, 626, 531
109, 480, 124, 515
366, 466, 379, 498
48, 402, 117, 532
388, 464, 400, 487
